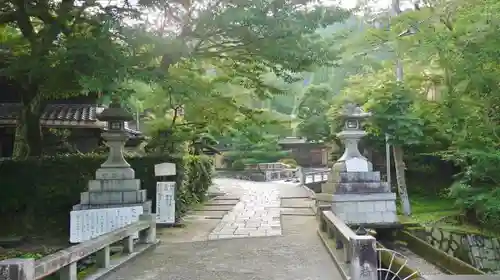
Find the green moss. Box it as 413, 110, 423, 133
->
428, 224, 500, 238
396, 230, 485, 275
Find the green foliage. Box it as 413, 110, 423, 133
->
322, 0, 500, 229
222, 116, 291, 168
0, 0, 351, 158
447, 182, 500, 231
363, 81, 425, 145
296, 84, 335, 142
0, 154, 213, 236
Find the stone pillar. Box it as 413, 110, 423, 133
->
322, 104, 398, 226
73, 98, 151, 214
0, 258, 35, 280
349, 236, 378, 280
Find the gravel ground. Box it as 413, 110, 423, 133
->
104, 214, 340, 280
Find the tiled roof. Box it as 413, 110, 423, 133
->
0, 104, 144, 138
0, 103, 103, 127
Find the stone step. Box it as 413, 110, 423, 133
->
205, 199, 239, 206
192, 205, 234, 212
184, 210, 226, 219
281, 208, 315, 216
281, 198, 313, 208
213, 196, 240, 200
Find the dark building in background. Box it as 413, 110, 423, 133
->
278, 137, 335, 167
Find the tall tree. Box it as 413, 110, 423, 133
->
1, 0, 350, 158
0, 1, 137, 158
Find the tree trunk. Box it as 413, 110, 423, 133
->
393, 144, 412, 216
12, 93, 43, 159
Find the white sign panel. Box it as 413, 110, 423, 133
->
156, 181, 176, 224
70, 206, 143, 243
154, 163, 176, 177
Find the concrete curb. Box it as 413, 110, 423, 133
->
87, 239, 161, 280
297, 183, 319, 215
299, 183, 317, 200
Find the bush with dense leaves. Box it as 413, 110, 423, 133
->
0, 153, 213, 237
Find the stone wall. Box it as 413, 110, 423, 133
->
409, 227, 500, 273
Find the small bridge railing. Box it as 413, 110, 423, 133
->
0, 214, 157, 280
319, 210, 379, 280
300, 168, 330, 184
263, 168, 298, 181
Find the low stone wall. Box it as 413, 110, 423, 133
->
408, 227, 500, 273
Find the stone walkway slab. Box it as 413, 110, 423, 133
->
103, 179, 342, 280
208, 185, 282, 240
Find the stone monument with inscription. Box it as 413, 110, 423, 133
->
321, 103, 398, 226
70, 98, 151, 242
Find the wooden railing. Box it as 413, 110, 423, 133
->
0, 214, 156, 280
318, 210, 378, 280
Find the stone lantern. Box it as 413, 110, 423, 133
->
73, 97, 151, 213
319, 103, 398, 227
335, 103, 373, 172
97, 98, 134, 169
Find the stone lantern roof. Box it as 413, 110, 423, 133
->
97, 99, 134, 122
340, 103, 372, 119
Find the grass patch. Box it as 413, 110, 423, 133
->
401, 195, 500, 236
399, 195, 459, 224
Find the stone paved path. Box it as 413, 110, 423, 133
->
208, 183, 282, 239
103, 178, 341, 280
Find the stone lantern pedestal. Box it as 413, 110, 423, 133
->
320, 104, 398, 227
72, 99, 151, 214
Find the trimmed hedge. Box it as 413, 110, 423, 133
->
0, 154, 213, 237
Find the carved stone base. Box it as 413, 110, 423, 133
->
331, 193, 398, 225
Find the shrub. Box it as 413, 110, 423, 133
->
0, 153, 213, 237
447, 181, 500, 231
230, 160, 246, 171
